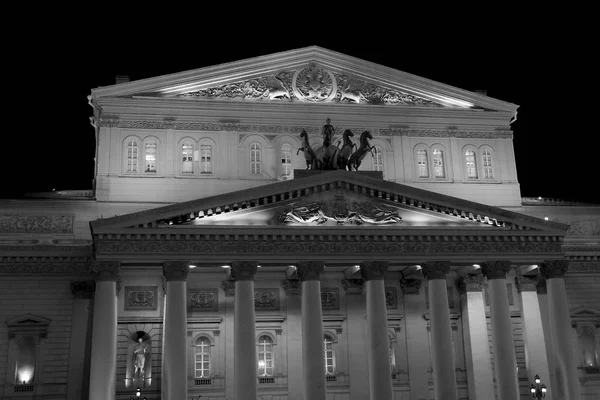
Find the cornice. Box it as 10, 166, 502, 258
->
96, 117, 513, 139
0, 260, 93, 275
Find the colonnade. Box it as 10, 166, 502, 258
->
86, 259, 580, 400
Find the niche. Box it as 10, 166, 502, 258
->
125, 331, 152, 388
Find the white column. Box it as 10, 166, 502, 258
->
401, 278, 430, 400
481, 261, 519, 400
422, 261, 457, 400
231, 261, 258, 400
457, 274, 494, 400
297, 261, 326, 400
283, 279, 303, 400
162, 261, 189, 400
541, 260, 581, 400
89, 262, 119, 400
517, 274, 553, 400
361, 261, 393, 400
68, 281, 95, 400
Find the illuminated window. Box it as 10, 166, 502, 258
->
417, 149, 429, 178
373, 146, 384, 172
181, 142, 194, 174
15, 336, 36, 384
257, 335, 273, 376
465, 150, 477, 179
324, 334, 335, 375
144, 141, 157, 173
250, 142, 262, 175
195, 337, 211, 378
200, 143, 212, 174
126, 140, 139, 173
433, 149, 445, 178
482, 149, 494, 179
281, 143, 292, 176
389, 336, 397, 375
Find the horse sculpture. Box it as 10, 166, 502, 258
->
336, 129, 356, 170
297, 129, 319, 170
315, 118, 338, 170
347, 131, 375, 171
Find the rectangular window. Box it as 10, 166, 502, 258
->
433, 149, 445, 178
417, 150, 429, 178
200, 144, 212, 174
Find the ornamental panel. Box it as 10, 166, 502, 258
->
321, 288, 339, 310
125, 286, 158, 311
385, 287, 398, 309
254, 289, 280, 311
188, 289, 218, 312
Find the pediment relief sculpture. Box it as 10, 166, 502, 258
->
179, 62, 441, 106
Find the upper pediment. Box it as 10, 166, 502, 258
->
90, 46, 518, 113
90, 170, 566, 235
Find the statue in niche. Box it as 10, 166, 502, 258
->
133, 338, 148, 378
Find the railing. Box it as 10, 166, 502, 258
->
326, 375, 337, 382
258, 377, 275, 384
195, 378, 211, 385
14, 384, 35, 392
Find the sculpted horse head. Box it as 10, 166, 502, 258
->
297, 129, 319, 170
347, 131, 375, 171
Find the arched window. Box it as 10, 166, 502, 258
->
200, 143, 212, 174
417, 149, 429, 178
465, 149, 477, 179
181, 142, 194, 174
372, 146, 384, 172
482, 149, 494, 179
15, 336, 36, 384
144, 141, 157, 173
126, 139, 139, 173
250, 142, 262, 175
432, 149, 445, 178
324, 334, 336, 375
195, 337, 211, 378
257, 335, 273, 376
281, 143, 292, 177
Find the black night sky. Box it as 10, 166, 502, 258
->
3, 15, 596, 204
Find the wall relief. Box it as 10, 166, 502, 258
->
0, 215, 74, 234
125, 286, 158, 311
188, 289, 218, 311
254, 289, 279, 310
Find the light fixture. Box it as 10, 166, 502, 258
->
473, 264, 480, 268
221, 265, 230, 269
415, 265, 422, 270
538, 197, 542, 200
530, 374, 547, 398
136, 387, 141, 397
188, 264, 197, 269
544, 217, 549, 221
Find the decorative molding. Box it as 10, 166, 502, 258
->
125, 286, 158, 311
297, 261, 324, 281
457, 274, 485, 293
421, 261, 451, 280
71, 281, 95, 299
360, 261, 389, 281
481, 260, 512, 280
221, 280, 235, 297
254, 289, 279, 310
188, 289, 218, 312
540, 260, 569, 279
399, 278, 422, 295
385, 287, 398, 309
7, 314, 51, 338
92, 261, 120, 281
0, 260, 92, 275
163, 261, 189, 281
321, 288, 340, 310
0, 215, 74, 234
566, 261, 600, 273
281, 279, 301, 295
341, 278, 364, 295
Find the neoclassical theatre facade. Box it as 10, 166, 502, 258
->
1, 47, 599, 400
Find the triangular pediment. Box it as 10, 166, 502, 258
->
90, 46, 517, 112
90, 170, 566, 234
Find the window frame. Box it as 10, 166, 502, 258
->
123, 136, 141, 175
257, 335, 274, 377
250, 142, 262, 176
481, 147, 494, 180
372, 146, 384, 172
324, 333, 336, 375
280, 143, 292, 178
432, 147, 446, 179
194, 336, 211, 378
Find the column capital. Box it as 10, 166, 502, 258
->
399, 278, 422, 294
92, 261, 120, 281
540, 260, 569, 279
341, 278, 364, 295
421, 261, 451, 280
297, 261, 325, 281
481, 261, 511, 280
360, 261, 389, 281
282, 279, 301, 295
230, 261, 258, 281
163, 261, 189, 281
515, 275, 539, 292
457, 274, 485, 293
71, 281, 95, 299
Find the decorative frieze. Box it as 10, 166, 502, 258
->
188, 289, 218, 311
125, 286, 158, 311
567, 261, 600, 273
254, 289, 279, 310
0, 215, 74, 234
321, 288, 340, 310
0, 260, 92, 275
457, 274, 485, 293
540, 260, 569, 279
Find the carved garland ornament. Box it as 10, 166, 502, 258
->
0, 215, 74, 234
